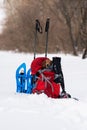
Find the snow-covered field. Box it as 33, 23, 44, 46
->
0, 51, 87, 130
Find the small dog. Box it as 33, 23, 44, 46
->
42, 59, 52, 69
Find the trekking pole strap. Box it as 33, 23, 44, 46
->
36, 19, 43, 33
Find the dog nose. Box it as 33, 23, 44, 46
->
46, 64, 50, 68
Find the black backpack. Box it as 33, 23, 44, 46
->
52, 57, 65, 93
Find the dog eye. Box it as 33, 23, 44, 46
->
46, 64, 49, 67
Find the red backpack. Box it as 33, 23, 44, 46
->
31, 57, 60, 98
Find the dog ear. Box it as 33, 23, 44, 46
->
42, 60, 46, 68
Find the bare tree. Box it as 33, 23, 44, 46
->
1, 0, 87, 54
53, 0, 80, 55
46, 0, 87, 55
1, 0, 46, 52
79, 0, 87, 49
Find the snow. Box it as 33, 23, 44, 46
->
0, 51, 87, 130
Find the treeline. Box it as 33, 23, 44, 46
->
0, 0, 87, 55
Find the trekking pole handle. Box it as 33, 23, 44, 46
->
45, 18, 50, 57
36, 19, 39, 31
45, 18, 50, 32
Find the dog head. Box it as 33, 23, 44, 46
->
42, 59, 52, 69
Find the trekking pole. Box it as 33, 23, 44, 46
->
45, 18, 50, 57
34, 19, 42, 59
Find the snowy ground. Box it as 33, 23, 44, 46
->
0, 51, 87, 130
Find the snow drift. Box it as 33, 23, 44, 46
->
0, 51, 87, 130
